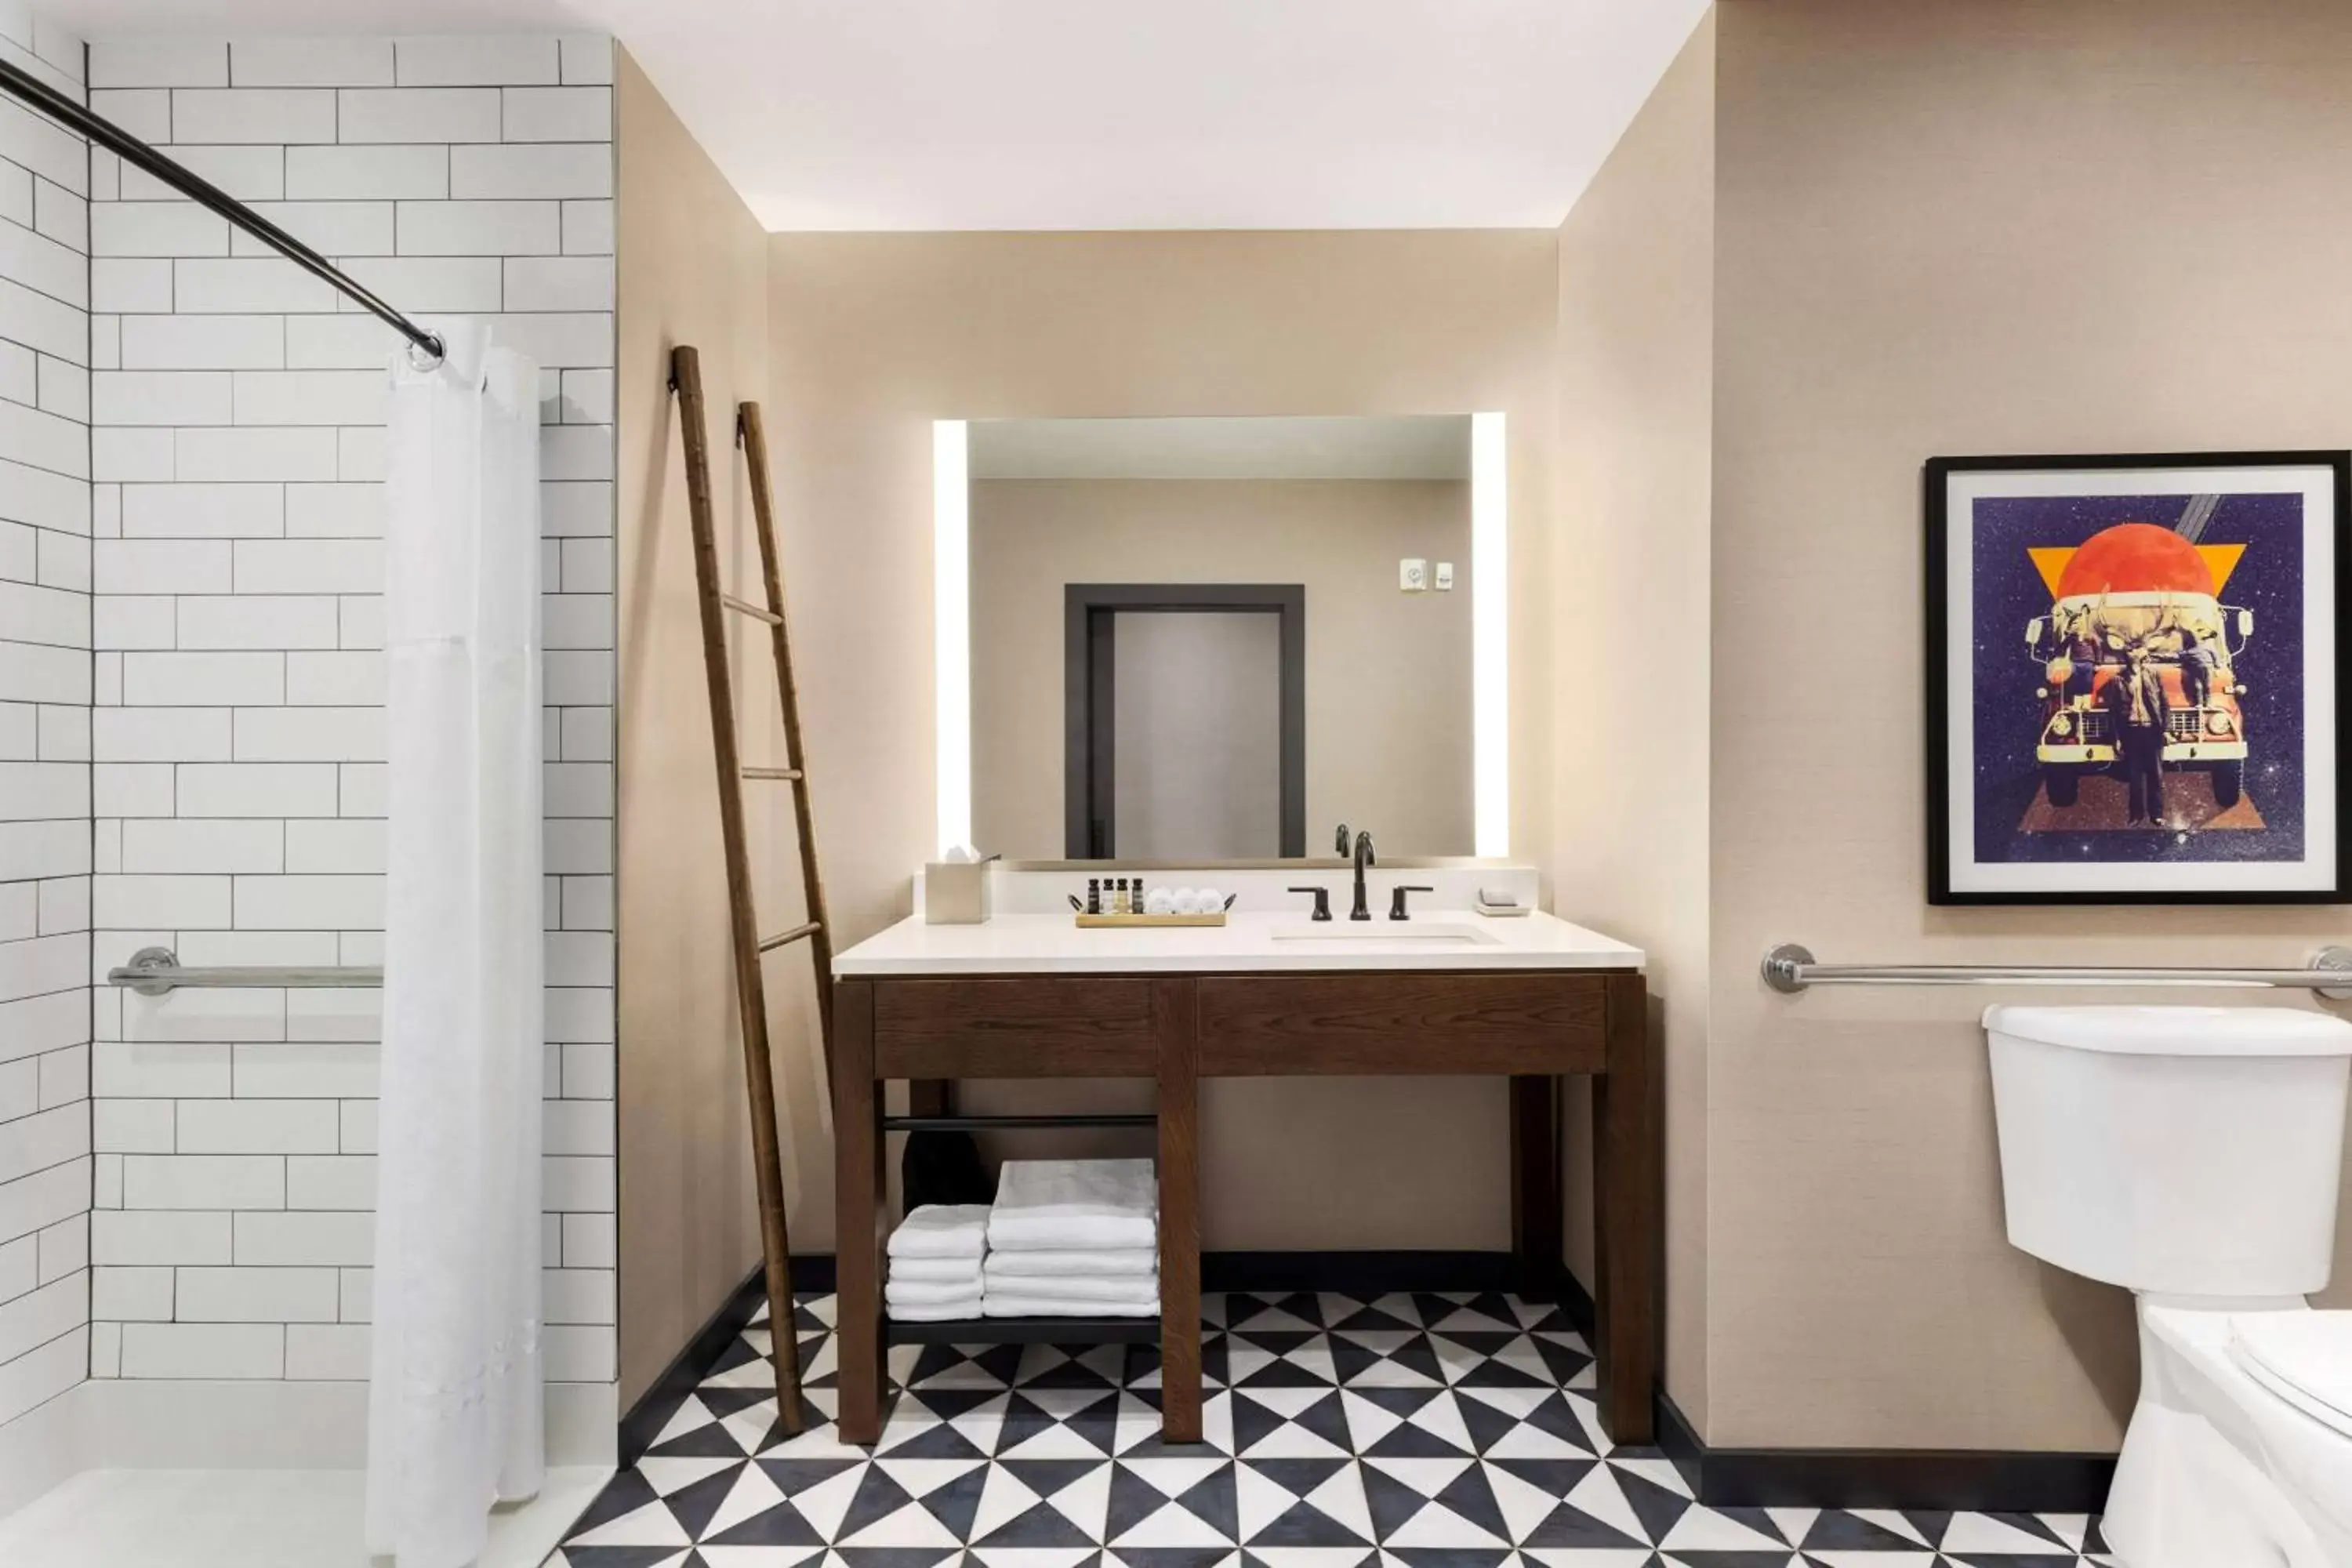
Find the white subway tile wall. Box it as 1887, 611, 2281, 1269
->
0, 9, 93, 1431
85, 34, 616, 1401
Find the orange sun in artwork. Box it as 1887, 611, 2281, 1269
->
2027, 524, 2246, 600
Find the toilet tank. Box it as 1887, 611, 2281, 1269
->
1985, 1005, 2352, 1298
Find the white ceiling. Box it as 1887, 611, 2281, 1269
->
53, 0, 1711, 232
971, 416, 1471, 481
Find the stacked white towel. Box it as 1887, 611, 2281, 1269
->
887, 1203, 988, 1321
983, 1159, 1159, 1317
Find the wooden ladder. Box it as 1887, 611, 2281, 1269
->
668, 344, 835, 1434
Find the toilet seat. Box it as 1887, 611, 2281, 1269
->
2232, 1311, 2352, 1439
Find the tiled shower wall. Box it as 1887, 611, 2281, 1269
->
0, 10, 93, 1432
82, 34, 618, 1400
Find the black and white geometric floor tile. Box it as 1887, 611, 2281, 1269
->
552, 1291, 2111, 1568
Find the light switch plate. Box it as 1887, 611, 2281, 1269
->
1399, 557, 1428, 592
1435, 561, 1454, 590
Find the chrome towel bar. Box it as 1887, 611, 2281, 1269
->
1763, 942, 2352, 1000
107, 946, 383, 997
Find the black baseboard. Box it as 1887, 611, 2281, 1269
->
618, 1255, 834, 1465
1652, 1387, 2118, 1514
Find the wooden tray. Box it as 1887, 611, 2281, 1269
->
1074, 912, 1227, 928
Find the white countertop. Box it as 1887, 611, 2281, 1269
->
833, 909, 1645, 976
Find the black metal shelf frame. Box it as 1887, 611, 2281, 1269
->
880, 1113, 1158, 1133
0, 54, 445, 364
884, 1315, 1163, 1346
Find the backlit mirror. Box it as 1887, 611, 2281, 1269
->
936, 413, 1507, 862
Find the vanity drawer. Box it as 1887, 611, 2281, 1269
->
871, 978, 1156, 1077
1196, 973, 1610, 1076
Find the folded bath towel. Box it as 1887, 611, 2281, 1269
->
969, 1246, 1156, 1278
888, 1294, 985, 1323
988, 1159, 1157, 1253
888, 1203, 991, 1260
982, 1264, 1158, 1307
888, 1253, 989, 1284
887, 1274, 989, 1307
984, 1292, 1158, 1319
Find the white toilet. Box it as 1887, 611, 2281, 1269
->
1985, 1004, 2352, 1568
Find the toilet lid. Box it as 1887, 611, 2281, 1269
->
2230, 1312, 2352, 1436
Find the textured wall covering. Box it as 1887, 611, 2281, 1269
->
1550, 9, 1715, 1432
1704, 0, 2352, 1450
0, 5, 93, 1437
79, 33, 618, 1407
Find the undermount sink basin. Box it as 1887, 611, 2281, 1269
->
1269, 920, 1501, 946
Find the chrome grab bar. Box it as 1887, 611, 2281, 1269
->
1763, 942, 2352, 1000
107, 946, 383, 998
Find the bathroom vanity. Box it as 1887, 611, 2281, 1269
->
829, 905, 1655, 1448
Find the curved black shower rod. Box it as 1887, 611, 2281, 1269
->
0, 52, 445, 365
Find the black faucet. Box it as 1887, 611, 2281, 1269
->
1349, 829, 1376, 920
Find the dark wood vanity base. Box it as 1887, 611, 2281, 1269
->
831, 966, 1655, 1447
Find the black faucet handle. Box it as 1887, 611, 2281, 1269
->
1288, 885, 1333, 922
1388, 885, 1435, 921
1334, 823, 1351, 855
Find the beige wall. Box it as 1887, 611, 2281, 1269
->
613, 49, 811, 1404
1704, 0, 2352, 1449
972, 477, 1474, 858
1551, 10, 1716, 1432
766, 230, 1556, 1250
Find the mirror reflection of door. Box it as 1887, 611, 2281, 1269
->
1112, 611, 1281, 858
1066, 584, 1306, 858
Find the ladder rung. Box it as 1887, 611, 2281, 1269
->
722, 593, 782, 626
758, 920, 822, 953
742, 767, 804, 782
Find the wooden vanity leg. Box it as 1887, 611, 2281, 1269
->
1591, 973, 1657, 1444
1154, 978, 1203, 1443
1508, 1074, 1562, 1302
833, 979, 887, 1444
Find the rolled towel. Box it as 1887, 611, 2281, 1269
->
982, 1265, 1157, 1307
889, 1254, 989, 1284
887, 1275, 989, 1307
889, 1294, 984, 1323
968, 1246, 1156, 1278
989, 1159, 1156, 1254
984, 1292, 1157, 1319
889, 1203, 991, 1260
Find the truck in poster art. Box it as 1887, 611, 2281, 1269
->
2023, 521, 2252, 810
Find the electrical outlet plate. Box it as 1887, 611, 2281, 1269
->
1434, 561, 1454, 590
1399, 557, 1428, 592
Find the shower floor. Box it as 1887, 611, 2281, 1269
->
554, 1290, 2112, 1566
0, 1463, 612, 1568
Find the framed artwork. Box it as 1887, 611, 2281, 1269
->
1926, 450, 2351, 905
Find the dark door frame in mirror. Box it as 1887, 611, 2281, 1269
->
1064, 583, 1307, 859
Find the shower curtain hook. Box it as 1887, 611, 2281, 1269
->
405, 333, 447, 372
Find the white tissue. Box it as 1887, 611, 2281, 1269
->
1196, 886, 1222, 913
942, 843, 981, 865
1170, 887, 1198, 914
1145, 887, 1174, 916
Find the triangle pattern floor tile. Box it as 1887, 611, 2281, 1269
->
564, 1292, 2111, 1568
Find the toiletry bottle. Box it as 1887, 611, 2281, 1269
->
1086, 878, 1101, 915
1117, 878, 1132, 914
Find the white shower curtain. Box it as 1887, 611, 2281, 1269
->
366, 321, 546, 1568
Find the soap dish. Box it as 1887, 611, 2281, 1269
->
1473, 891, 1530, 917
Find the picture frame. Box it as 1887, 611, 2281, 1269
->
1926, 450, 2352, 906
